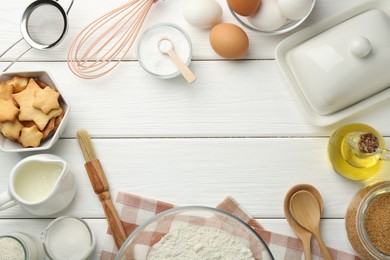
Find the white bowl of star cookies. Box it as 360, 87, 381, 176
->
0, 71, 70, 152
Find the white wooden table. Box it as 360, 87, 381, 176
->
1, 0, 390, 259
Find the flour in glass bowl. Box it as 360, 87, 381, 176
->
147, 225, 255, 260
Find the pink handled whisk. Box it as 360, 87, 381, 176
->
67, 0, 157, 79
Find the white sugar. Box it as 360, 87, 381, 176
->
44, 218, 93, 260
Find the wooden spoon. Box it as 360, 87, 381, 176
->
289, 190, 333, 260
284, 184, 324, 260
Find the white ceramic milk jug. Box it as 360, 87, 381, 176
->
0, 154, 76, 216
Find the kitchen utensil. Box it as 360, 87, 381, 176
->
0, 0, 74, 72
289, 190, 332, 260
76, 130, 127, 249
275, 0, 390, 126
284, 184, 324, 260
67, 0, 156, 79
157, 38, 196, 83
0, 71, 71, 152
227, 0, 316, 35
115, 206, 274, 260
0, 154, 75, 216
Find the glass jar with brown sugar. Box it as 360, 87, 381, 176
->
346, 181, 390, 259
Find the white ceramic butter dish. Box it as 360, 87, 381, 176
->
275, 0, 390, 126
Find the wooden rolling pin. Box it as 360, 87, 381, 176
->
77, 130, 127, 249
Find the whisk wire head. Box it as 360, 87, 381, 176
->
67, 0, 155, 79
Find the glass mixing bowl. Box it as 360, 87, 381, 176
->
115, 206, 274, 260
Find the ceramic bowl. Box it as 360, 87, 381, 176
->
115, 206, 274, 260
0, 71, 70, 152
227, 0, 316, 35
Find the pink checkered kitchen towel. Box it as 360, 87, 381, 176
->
100, 192, 359, 260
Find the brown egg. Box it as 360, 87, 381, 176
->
209, 23, 249, 60
228, 0, 261, 16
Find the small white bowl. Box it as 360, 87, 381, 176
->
0, 71, 70, 152
227, 0, 316, 35
137, 23, 192, 79
42, 216, 96, 260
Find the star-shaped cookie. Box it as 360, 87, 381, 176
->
6, 76, 28, 93
0, 82, 14, 100
0, 120, 23, 141
33, 86, 60, 114
13, 79, 62, 130
0, 99, 19, 122
19, 125, 44, 147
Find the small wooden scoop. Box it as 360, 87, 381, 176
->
77, 130, 127, 249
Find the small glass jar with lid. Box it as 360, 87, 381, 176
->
346, 181, 390, 259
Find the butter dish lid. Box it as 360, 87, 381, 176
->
275, 0, 390, 126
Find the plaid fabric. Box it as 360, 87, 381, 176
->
100, 192, 360, 260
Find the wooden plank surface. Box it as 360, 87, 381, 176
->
0, 0, 388, 259
1, 138, 389, 218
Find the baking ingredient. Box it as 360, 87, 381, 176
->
157, 38, 196, 83
147, 225, 255, 259
0, 232, 43, 260
183, 0, 222, 28
43, 217, 94, 260
138, 24, 191, 77
248, 0, 286, 31
277, 0, 312, 20
228, 0, 261, 16
364, 192, 390, 255
209, 23, 249, 59
0, 236, 25, 260
14, 161, 61, 202
346, 181, 390, 259
328, 123, 385, 180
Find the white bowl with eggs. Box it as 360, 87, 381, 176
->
227, 0, 316, 35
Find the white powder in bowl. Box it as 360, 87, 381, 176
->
137, 24, 191, 77
43, 217, 94, 260
147, 226, 255, 260
0, 236, 25, 260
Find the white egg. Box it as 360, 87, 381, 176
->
248, 0, 287, 31
277, 0, 312, 20
183, 0, 222, 29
